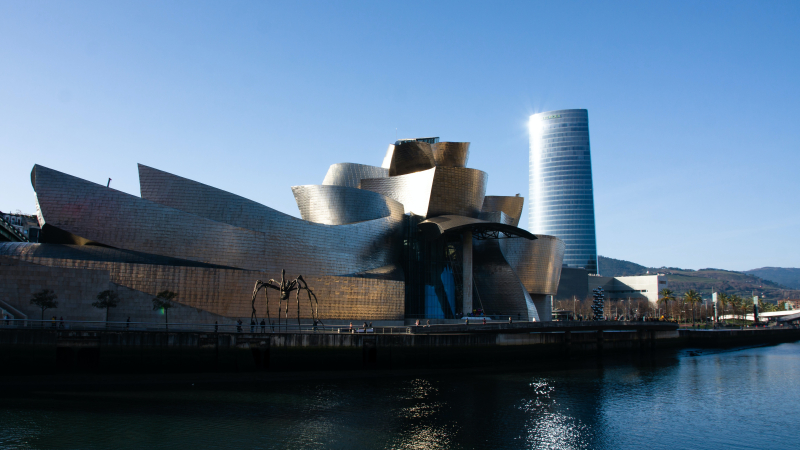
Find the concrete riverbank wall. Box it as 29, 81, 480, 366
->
2, 326, 798, 375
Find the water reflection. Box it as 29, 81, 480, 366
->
1, 343, 799, 449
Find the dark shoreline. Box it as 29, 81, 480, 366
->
3, 325, 799, 390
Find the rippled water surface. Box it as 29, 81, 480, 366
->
2, 343, 799, 449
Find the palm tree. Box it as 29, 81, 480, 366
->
716, 292, 729, 325
152, 290, 177, 330
729, 294, 745, 327
685, 290, 702, 326
92, 290, 119, 328
659, 289, 675, 320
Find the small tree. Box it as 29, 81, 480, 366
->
92, 290, 119, 327
152, 290, 177, 330
729, 294, 745, 327
30, 289, 58, 327
659, 289, 675, 320
685, 290, 702, 326
717, 293, 729, 324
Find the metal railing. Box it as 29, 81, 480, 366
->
0, 318, 413, 334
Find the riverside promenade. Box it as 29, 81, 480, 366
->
2, 322, 798, 375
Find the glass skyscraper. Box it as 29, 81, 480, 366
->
529, 109, 598, 274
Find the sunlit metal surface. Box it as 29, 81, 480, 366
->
500, 234, 565, 295
380, 144, 395, 169
481, 195, 524, 227
427, 167, 488, 218
361, 168, 436, 216
37, 164, 401, 276
473, 239, 540, 321
477, 211, 514, 226
431, 142, 469, 167
529, 109, 598, 273
291, 185, 403, 225
387, 140, 435, 176
361, 167, 487, 219
0, 241, 406, 320
321, 163, 388, 189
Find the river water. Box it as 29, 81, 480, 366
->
1, 342, 799, 450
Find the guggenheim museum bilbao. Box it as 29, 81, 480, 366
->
0, 139, 565, 324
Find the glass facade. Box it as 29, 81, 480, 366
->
529, 109, 598, 274
402, 214, 461, 319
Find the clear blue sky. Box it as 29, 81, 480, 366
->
1, 1, 798, 272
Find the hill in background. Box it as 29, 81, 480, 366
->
598, 256, 648, 276
744, 267, 800, 289
598, 256, 800, 301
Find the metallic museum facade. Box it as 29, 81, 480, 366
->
0, 139, 564, 324
529, 109, 599, 274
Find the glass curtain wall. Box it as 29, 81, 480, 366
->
402, 215, 461, 319
529, 109, 598, 274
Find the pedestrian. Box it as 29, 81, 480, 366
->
425, 320, 429, 327
237, 319, 243, 333
369, 322, 372, 328
508, 317, 512, 324
126, 316, 130, 329
214, 320, 218, 332
349, 322, 353, 332
250, 319, 255, 333
465, 318, 469, 325
482, 317, 486, 325
59, 316, 64, 328
415, 319, 420, 326
363, 321, 368, 329
260, 319, 266, 333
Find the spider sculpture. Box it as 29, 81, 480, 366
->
250, 270, 322, 332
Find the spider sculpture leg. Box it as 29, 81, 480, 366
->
250, 280, 264, 325
298, 276, 321, 329
295, 285, 301, 331
257, 280, 279, 332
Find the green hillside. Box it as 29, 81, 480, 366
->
744, 267, 800, 289
598, 256, 648, 276
598, 256, 800, 300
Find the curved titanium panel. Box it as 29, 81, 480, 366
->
500, 234, 565, 295
431, 142, 470, 168
35, 164, 400, 276
388, 141, 435, 176
529, 109, 597, 273
0, 243, 406, 321
0, 242, 232, 268
427, 167, 488, 218
417, 215, 536, 240
477, 211, 514, 226
473, 239, 540, 321
361, 167, 487, 219
381, 144, 395, 169
321, 163, 388, 189
481, 196, 524, 227
291, 185, 404, 225
361, 168, 436, 216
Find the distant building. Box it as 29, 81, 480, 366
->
556, 268, 667, 304
784, 300, 800, 310
592, 274, 668, 304
0, 212, 39, 242
396, 137, 439, 145
529, 109, 598, 274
